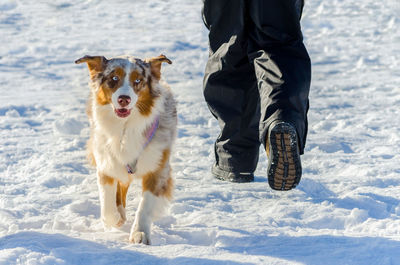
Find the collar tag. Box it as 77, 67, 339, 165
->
126, 160, 136, 174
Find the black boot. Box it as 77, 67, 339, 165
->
266, 121, 302, 190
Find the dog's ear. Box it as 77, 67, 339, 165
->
145, 54, 172, 80
75, 55, 108, 79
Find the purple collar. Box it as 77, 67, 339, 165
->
126, 116, 159, 174
143, 116, 159, 149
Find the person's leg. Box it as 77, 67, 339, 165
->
247, 0, 311, 189
202, 0, 260, 182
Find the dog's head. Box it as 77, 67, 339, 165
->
76, 55, 171, 118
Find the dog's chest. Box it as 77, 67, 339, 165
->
97, 124, 144, 164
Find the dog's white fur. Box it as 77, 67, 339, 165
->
76, 55, 176, 244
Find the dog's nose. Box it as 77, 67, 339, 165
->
118, 95, 131, 108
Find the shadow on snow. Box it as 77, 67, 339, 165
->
0, 232, 247, 265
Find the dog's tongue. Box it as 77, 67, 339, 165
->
115, 108, 131, 118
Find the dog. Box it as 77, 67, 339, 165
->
75, 54, 176, 244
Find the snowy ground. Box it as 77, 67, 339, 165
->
1, 0, 400, 264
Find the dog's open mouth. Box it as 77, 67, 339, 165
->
115, 108, 131, 118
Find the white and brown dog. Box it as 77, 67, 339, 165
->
75, 54, 176, 244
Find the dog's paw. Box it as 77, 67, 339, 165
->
129, 231, 151, 245
102, 210, 125, 228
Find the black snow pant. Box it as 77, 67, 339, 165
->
202, 0, 311, 174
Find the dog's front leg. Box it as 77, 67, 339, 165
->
97, 172, 125, 228
129, 190, 171, 245
129, 191, 159, 245
130, 150, 173, 245
129, 178, 172, 244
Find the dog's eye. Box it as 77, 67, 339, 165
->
134, 79, 141, 84
112, 76, 119, 81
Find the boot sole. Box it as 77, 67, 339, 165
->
267, 123, 302, 191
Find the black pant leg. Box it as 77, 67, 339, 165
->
202, 0, 260, 173
247, 0, 311, 154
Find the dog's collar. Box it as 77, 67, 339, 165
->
126, 115, 159, 174
143, 116, 159, 149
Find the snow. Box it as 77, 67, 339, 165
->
1, 0, 400, 264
